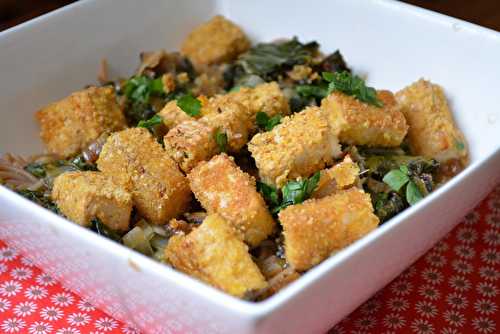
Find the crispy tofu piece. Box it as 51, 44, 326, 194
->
165, 214, 267, 297
36, 86, 126, 157
312, 155, 360, 198
181, 15, 250, 66
248, 106, 341, 187
321, 90, 408, 147
188, 154, 275, 247
163, 120, 219, 173
396, 79, 468, 165
158, 100, 195, 130
97, 128, 191, 224
279, 188, 379, 271
52, 171, 132, 231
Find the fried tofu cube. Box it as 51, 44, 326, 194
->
181, 15, 250, 66
158, 100, 195, 130
312, 155, 360, 199
248, 106, 341, 187
188, 154, 275, 247
396, 79, 468, 165
36, 86, 126, 157
279, 188, 379, 271
163, 120, 219, 173
165, 214, 267, 297
321, 90, 408, 147
52, 171, 132, 231
97, 128, 191, 224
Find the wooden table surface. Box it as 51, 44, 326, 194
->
1, 0, 499, 32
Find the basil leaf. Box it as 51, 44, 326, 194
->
137, 114, 163, 130
214, 129, 228, 152
177, 94, 201, 117
406, 181, 424, 205
323, 71, 383, 107
382, 169, 409, 192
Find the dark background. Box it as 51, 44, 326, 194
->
0, 1, 499, 32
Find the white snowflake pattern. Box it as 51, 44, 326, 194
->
481, 249, 499, 265
51, 292, 74, 307
386, 297, 410, 312
77, 300, 95, 312
425, 252, 447, 267
10, 267, 32, 280
485, 212, 500, 228
433, 240, 449, 252
446, 292, 469, 309
359, 298, 381, 315
1, 318, 26, 333
474, 299, 497, 315
121, 325, 141, 334
28, 321, 53, 334
482, 229, 499, 246
56, 327, 80, 334
0, 247, 17, 261
0, 298, 11, 312
94, 317, 118, 332
36, 273, 56, 287
456, 227, 478, 243
24, 286, 48, 300
354, 316, 376, 330
421, 268, 444, 285
443, 310, 466, 327
0, 263, 7, 274
40, 306, 64, 321
401, 266, 417, 278
477, 282, 498, 297
383, 313, 406, 329
472, 317, 496, 333
441, 328, 460, 334
449, 275, 472, 292
415, 301, 438, 318
463, 211, 480, 225
20, 257, 35, 267
418, 285, 441, 300
390, 280, 413, 296
479, 266, 499, 281
13, 301, 37, 317
67, 312, 91, 326
487, 195, 500, 213
410, 319, 434, 334
0, 280, 22, 297
451, 259, 473, 274
454, 244, 476, 259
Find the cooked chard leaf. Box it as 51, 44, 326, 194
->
372, 191, 407, 223
137, 114, 163, 131
256, 112, 282, 131
90, 218, 123, 242
322, 71, 383, 107
17, 189, 59, 213
406, 181, 424, 205
24, 163, 47, 178
316, 50, 351, 74
122, 226, 154, 256
214, 129, 228, 152
176, 94, 201, 117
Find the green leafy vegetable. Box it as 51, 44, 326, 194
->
257, 182, 280, 207
382, 168, 409, 192
316, 50, 351, 74
296, 84, 329, 99
90, 218, 122, 242
122, 75, 166, 125
214, 129, 228, 152
322, 71, 383, 107
17, 189, 59, 213
406, 181, 423, 205
382, 164, 425, 207
137, 114, 163, 131
122, 226, 154, 256
176, 94, 201, 117
256, 112, 282, 131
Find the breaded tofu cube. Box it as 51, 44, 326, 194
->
321, 90, 408, 147
396, 79, 468, 165
36, 86, 126, 157
158, 100, 195, 130
248, 106, 341, 187
165, 214, 267, 297
181, 15, 250, 66
279, 188, 379, 271
52, 171, 132, 231
97, 128, 191, 224
163, 120, 219, 173
312, 155, 360, 199
188, 154, 275, 247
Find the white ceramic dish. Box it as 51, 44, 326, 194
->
0, 0, 499, 333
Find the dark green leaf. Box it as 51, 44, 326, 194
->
316, 50, 351, 74
177, 94, 201, 117
137, 114, 163, 131
323, 71, 383, 107
382, 169, 409, 192
256, 112, 282, 131
276, 172, 320, 213
24, 163, 46, 178
214, 129, 228, 152
257, 182, 280, 207
91, 218, 122, 242
17, 189, 59, 213
296, 84, 329, 99
406, 181, 424, 205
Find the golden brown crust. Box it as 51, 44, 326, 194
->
97, 128, 191, 224
312, 155, 360, 198
321, 90, 408, 147
35, 86, 126, 157
158, 100, 195, 130
181, 15, 250, 66
279, 188, 379, 271
165, 214, 267, 297
52, 171, 132, 231
188, 154, 275, 247
248, 106, 341, 187
396, 79, 468, 165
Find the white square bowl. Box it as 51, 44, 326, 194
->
0, 0, 499, 333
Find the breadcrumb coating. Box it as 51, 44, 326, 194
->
165, 214, 267, 297
52, 171, 132, 231
181, 15, 250, 66
396, 79, 468, 165
36, 86, 126, 157
279, 188, 379, 271
312, 155, 360, 198
321, 90, 408, 147
248, 106, 341, 187
188, 154, 275, 247
158, 100, 195, 130
97, 128, 191, 224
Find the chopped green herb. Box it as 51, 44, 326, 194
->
24, 162, 46, 178
274, 172, 320, 213
257, 182, 280, 207
455, 140, 465, 150
322, 71, 383, 107
137, 114, 163, 131
177, 94, 201, 117
296, 84, 329, 99
256, 112, 282, 131
17, 189, 59, 213
382, 169, 409, 192
214, 129, 228, 152
406, 181, 423, 205
382, 164, 426, 207
122, 75, 167, 125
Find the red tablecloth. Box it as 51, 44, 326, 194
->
0, 185, 498, 334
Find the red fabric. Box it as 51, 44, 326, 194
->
0, 185, 498, 334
